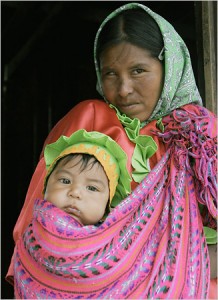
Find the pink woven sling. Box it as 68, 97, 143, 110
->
14, 106, 217, 299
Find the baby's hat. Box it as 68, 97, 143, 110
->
44, 129, 131, 206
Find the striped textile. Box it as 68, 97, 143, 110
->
14, 105, 216, 299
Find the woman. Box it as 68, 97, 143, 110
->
7, 3, 217, 298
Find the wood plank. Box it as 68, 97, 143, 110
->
202, 1, 217, 113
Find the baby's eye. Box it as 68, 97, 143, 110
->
59, 178, 71, 184
87, 186, 98, 192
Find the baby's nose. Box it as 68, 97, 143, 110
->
68, 184, 82, 199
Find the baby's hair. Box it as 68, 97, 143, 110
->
57, 153, 101, 173
45, 153, 102, 189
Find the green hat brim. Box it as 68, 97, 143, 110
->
44, 129, 131, 207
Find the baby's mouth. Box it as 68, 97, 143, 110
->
64, 206, 81, 217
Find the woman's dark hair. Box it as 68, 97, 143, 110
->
97, 8, 164, 61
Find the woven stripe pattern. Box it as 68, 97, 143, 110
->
14, 105, 216, 299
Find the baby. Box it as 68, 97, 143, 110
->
43, 129, 131, 225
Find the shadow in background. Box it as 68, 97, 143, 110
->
1, 1, 199, 298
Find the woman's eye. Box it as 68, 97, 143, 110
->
102, 70, 116, 77
132, 68, 145, 75
59, 178, 70, 184
87, 186, 98, 192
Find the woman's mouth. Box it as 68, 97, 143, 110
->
118, 103, 139, 112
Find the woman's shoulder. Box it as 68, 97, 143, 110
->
180, 103, 216, 119
181, 104, 216, 136
60, 99, 116, 123
41, 99, 120, 153
67, 99, 110, 113
60, 98, 119, 128
162, 103, 217, 138
164, 103, 216, 127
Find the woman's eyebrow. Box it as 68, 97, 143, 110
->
101, 62, 151, 71
131, 62, 150, 68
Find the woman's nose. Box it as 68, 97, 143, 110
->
118, 77, 133, 97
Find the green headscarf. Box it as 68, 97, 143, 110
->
94, 2, 202, 123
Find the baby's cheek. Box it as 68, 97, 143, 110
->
43, 189, 48, 200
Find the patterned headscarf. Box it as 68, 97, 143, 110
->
94, 2, 202, 123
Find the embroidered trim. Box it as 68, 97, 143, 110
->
110, 104, 158, 183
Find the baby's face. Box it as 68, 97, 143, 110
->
44, 155, 109, 225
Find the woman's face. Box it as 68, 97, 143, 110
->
100, 42, 164, 121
